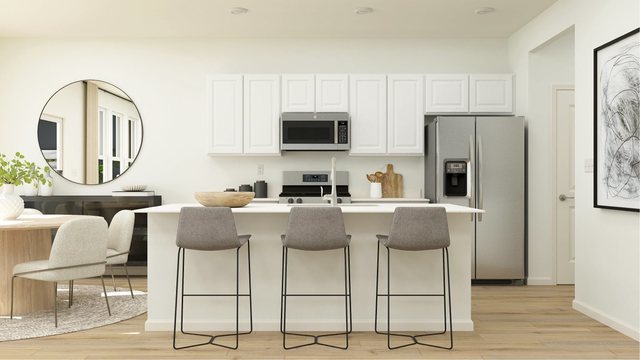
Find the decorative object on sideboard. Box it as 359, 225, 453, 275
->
112, 190, 156, 197
366, 173, 382, 199
254, 180, 268, 198
38, 80, 144, 185
38, 167, 54, 196
0, 152, 51, 219
381, 164, 404, 198
195, 191, 255, 207
593, 28, 640, 212
121, 184, 147, 192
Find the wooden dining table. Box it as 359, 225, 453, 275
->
0, 214, 86, 315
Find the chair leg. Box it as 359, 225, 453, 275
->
374, 242, 381, 334
109, 264, 117, 292
246, 240, 253, 334
69, 280, 74, 308
100, 276, 111, 316
10, 276, 15, 320
343, 247, 349, 348
53, 282, 58, 327
123, 263, 134, 299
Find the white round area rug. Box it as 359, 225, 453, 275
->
0, 285, 147, 342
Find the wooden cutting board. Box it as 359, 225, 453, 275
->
381, 164, 403, 198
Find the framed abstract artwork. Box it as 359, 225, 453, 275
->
594, 28, 640, 212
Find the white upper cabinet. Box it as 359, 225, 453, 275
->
349, 75, 387, 154
387, 75, 424, 154
316, 74, 349, 112
243, 75, 281, 154
469, 74, 513, 113
207, 75, 243, 154
425, 74, 469, 113
281, 74, 315, 112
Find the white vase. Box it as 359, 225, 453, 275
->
21, 182, 39, 196
0, 184, 25, 220
39, 173, 53, 196
370, 182, 382, 199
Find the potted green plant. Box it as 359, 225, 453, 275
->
0, 152, 51, 219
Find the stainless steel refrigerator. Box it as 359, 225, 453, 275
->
425, 116, 526, 281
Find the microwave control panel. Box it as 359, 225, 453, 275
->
337, 121, 349, 144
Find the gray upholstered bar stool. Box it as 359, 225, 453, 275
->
280, 207, 352, 350
374, 207, 453, 350
173, 207, 252, 350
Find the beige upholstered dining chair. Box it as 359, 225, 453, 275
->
21, 208, 43, 215
10, 217, 111, 327
105, 210, 136, 298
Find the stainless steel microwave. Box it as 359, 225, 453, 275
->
281, 112, 350, 151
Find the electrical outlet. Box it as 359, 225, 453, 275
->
584, 158, 594, 173
257, 164, 264, 176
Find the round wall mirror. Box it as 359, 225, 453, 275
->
38, 80, 143, 185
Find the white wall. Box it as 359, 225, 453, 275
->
0, 38, 509, 201
509, 0, 639, 340
526, 28, 575, 285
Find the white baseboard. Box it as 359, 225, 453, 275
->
145, 319, 474, 332
527, 277, 555, 285
573, 299, 639, 341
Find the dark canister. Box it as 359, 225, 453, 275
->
254, 180, 267, 198
239, 184, 253, 192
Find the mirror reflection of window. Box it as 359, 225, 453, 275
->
37, 114, 63, 172
38, 80, 143, 185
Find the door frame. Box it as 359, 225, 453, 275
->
551, 84, 575, 285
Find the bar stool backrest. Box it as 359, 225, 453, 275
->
387, 207, 450, 251
283, 207, 349, 251
176, 207, 241, 251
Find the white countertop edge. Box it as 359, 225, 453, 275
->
351, 198, 430, 203
135, 203, 483, 214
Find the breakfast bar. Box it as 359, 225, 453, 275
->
137, 202, 482, 333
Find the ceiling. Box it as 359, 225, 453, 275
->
0, 0, 557, 38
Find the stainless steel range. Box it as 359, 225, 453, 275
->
279, 171, 351, 204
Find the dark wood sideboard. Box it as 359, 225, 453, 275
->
21, 195, 162, 275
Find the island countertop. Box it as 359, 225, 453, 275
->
135, 202, 483, 214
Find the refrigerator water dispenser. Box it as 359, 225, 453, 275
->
444, 160, 469, 197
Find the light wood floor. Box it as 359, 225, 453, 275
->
0, 278, 637, 359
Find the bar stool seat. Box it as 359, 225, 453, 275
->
280, 207, 352, 350
172, 207, 253, 350
375, 207, 453, 350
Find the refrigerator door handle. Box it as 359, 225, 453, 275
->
478, 135, 484, 221
468, 135, 474, 221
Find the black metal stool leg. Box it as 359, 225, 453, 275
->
281, 246, 351, 350
378, 246, 454, 350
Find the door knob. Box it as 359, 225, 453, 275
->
558, 194, 575, 201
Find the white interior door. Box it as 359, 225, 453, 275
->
555, 86, 575, 284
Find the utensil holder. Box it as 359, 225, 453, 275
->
370, 182, 382, 199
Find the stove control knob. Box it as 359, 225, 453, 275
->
337, 198, 343, 204
287, 198, 294, 204
296, 198, 303, 204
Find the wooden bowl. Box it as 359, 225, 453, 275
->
194, 192, 255, 208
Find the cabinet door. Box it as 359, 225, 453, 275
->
281, 74, 315, 112
425, 74, 469, 113
387, 74, 424, 154
316, 74, 349, 112
469, 74, 514, 113
349, 75, 387, 154
207, 75, 243, 154
243, 75, 281, 154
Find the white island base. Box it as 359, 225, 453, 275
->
138, 203, 481, 333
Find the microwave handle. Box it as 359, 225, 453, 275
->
334, 121, 338, 144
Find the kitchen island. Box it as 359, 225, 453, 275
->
136, 203, 482, 332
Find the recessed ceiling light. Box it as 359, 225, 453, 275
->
354, 7, 374, 15
229, 7, 249, 15
475, 7, 495, 15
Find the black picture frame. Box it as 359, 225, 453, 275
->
593, 28, 640, 212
